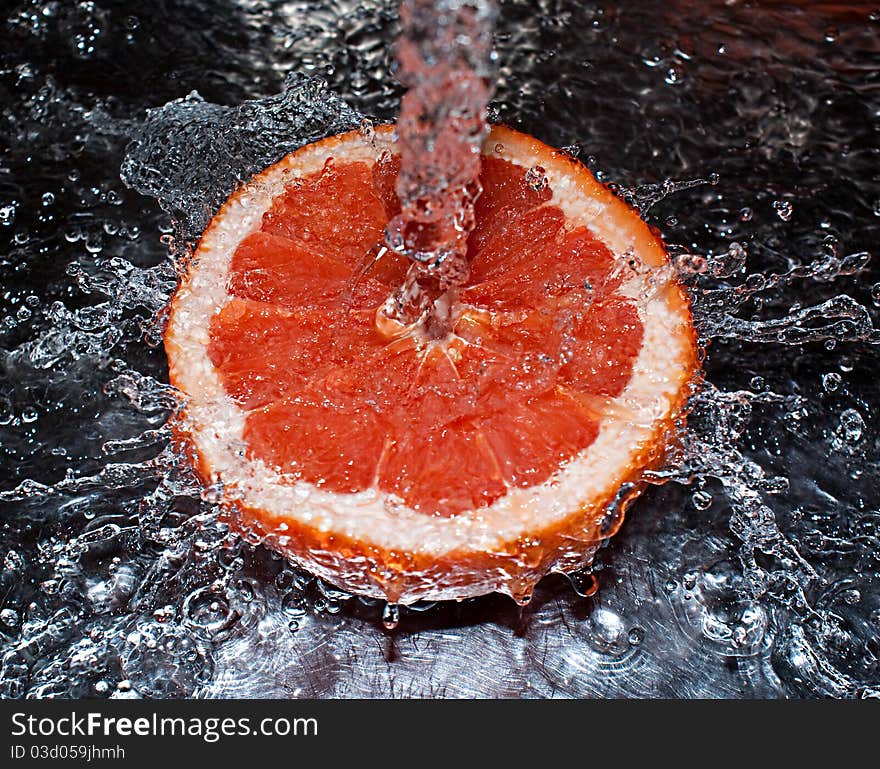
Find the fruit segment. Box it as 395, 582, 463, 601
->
262, 160, 387, 265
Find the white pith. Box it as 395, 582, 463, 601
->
166, 128, 694, 561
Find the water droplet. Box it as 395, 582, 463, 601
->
525, 165, 547, 192
772, 200, 793, 221
587, 608, 628, 654
382, 603, 400, 630
822, 372, 842, 392
837, 408, 864, 444
21, 408, 38, 424
843, 589, 861, 605
664, 63, 684, 85
568, 570, 598, 598
0, 608, 20, 626
628, 627, 645, 646
0, 204, 16, 226
692, 490, 713, 510
358, 117, 375, 143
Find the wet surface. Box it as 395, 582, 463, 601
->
1, 0, 879, 698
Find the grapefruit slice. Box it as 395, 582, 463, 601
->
165, 125, 699, 604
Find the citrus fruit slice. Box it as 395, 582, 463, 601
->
165, 125, 699, 604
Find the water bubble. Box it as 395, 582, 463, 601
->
838, 409, 865, 443
822, 372, 842, 392
0, 204, 16, 226
182, 586, 236, 636
627, 627, 645, 646
692, 490, 713, 510
587, 608, 628, 655
568, 570, 598, 598
739, 207, 753, 222
0, 608, 20, 627
870, 283, 880, 307
843, 589, 861, 605
525, 165, 548, 192
358, 117, 375, 143
41, 192, 55, 206
773, 200, 794, 221
664, 63, 685, 85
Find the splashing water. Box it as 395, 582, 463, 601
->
380, 0, 496, 337
1, 0, 879, 699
